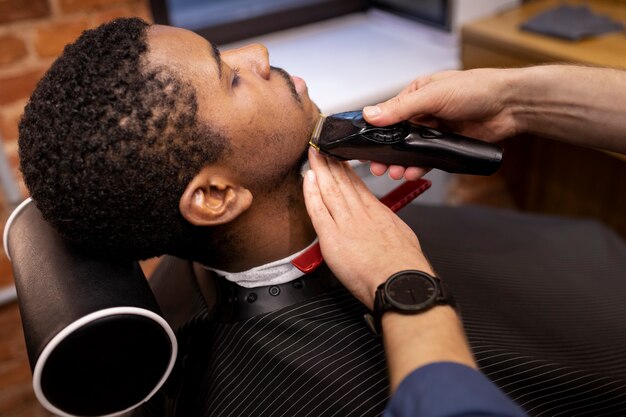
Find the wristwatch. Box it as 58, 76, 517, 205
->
364, 270, 455, 336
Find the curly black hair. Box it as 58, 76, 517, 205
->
19, 18, 229, 260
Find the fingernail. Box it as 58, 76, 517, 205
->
364, 105, 381, 118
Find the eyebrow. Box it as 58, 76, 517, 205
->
210, 41, 223, 79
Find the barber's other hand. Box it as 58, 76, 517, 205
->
364, 68, 521, 180
303, 148, 433, 309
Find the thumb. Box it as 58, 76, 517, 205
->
363, 91, 432, 127
302, 169, 335, 234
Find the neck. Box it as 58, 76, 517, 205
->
201, 176, 315, 272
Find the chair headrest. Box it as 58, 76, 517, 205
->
3, 197, 33, 261
4, 198, 177, 417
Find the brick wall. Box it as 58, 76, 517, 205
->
0, 0, 153, 195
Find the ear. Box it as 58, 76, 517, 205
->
179, 167, 253, 226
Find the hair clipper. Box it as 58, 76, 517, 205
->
309, 111, 503, 175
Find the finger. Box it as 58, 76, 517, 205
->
308, 146, 331, 173
303, 169, 336, 233
370, 162, 429, 181
344, 162, 381, 209
363, 70, 461, 127
325, 157, 367, 210
363, 91, 431, 127
426, 69, 460, 82
412, 70, 460, 91
404, 167, 430, 181
316, 148, 351, 183
398, 79, 421, 97
397, 74, 437, 97
397, 75, 434, 96
319, 154, 384, 220
397, 71, 460, 97
324, 153, 352, 184
307, 148, 352, 219
369, 162, 389, 177
388, 165, 406, 180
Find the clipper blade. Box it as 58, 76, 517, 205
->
308, 114, 326, 151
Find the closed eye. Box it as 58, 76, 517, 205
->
232, 66, 241, 87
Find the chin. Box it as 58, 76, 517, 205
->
310, 102, 322, 123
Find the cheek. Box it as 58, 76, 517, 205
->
217, 87, 313, 156
243, 120, 307, 167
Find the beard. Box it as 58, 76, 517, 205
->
296, 144, 310, 174
252, 140, 309, 195
251, 106, 318, 194
270, 66, 301, 106
243, 98, 319, 196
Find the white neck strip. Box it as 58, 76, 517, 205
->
202, 238, 318, 288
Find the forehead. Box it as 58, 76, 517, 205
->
146, 25, 217, 74
148, 25, 206, 50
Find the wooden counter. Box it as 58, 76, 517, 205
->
459, 0, 626, 238
463, 0, 626, 69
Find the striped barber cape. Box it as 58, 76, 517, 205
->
133, 204, 626, 417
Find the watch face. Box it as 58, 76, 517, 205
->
386, 273, 438, 311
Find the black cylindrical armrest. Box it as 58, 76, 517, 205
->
3, 198, 177, 417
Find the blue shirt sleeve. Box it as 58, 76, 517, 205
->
384, 362, 527, 417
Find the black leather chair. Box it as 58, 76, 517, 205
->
6, 196, 626, 416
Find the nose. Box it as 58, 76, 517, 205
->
223, 44, 270, 80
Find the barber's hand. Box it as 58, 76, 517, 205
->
303, 148, 434, 309
364, 68, 520, 180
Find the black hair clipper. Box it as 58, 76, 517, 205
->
309, 111, 503, 175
